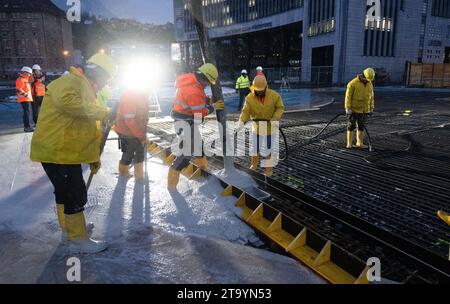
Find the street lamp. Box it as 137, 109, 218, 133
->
63, 50, 70, 57
99, 49, 106, 54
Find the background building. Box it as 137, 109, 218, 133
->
174, 0, 450, 86
0, 0, 74, 79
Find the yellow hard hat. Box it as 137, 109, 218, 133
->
198, 63, 219, 85
363, 68, 376, 82
253, 75, 268, 91
87, 53, 117, 78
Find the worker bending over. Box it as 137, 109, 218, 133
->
30, 53, 117, 254
238, 75, 284, 177
115, 89, 150, 181
168, 63, 224, 190
235, 69, 250, 110
345, 68, 375, 149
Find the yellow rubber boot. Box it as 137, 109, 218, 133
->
59, 203, 94, 242
250, 156, 259, 170
119, 162, 132, 177
56, 204, 66, 230
195, 156, 208, 171
264, 156, 273, 177
356, 130, 368, 149
346, 131, 354, 149
65, 212, 107, 253
134, 162, 144, 181
168, 167, 181, 190
438, 211, 450, 226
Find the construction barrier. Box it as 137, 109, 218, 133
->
146, 138, 370, 284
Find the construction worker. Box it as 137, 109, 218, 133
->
235, 69, 251, 110
115, 90, 150, 181
238, 75, 284, 177
30, 53, 117, 254
31, 64, 46, 123
16, 66, 35, 132
345, 68, 375, 149
168, 63, 224, 190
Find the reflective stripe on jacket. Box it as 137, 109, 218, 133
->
172, 73, 210, 117
236, 75, 250, 89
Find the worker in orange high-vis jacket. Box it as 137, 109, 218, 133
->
168, 63, 224, 190
115, 90, 150, 181
31, 64, 46, 124
16, 66, 35, 132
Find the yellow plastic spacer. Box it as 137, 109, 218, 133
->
221, 185, 233, 197
286, 228, 307, 252
246, 203, 264, 223
189, 168, 202, 180
235, 193, 246, 208
354, 266, 370, 284
267, 213, 282, 234
313, 240, 332, 268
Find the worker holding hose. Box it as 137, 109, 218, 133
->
238, 75, 284, 177
345, 68, 375, 149
30, 53, 117, 254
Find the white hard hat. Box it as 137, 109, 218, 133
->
256, 66, 263, 71
241, 69, 248, 74
21, 66, 32, 74
63, 71, 70, 76
32, 64, 41, 70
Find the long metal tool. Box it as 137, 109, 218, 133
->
86, 101, 120, 190
189, 0, 234, 172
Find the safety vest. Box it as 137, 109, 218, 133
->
16, 74, 33, 102
34, 79, 46, 97
236, 75, 250, 89
172, 73, 210, 117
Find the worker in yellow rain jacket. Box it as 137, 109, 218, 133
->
30, 53, 117, 254
345, 68, 375, 149
238, 75, 284, 177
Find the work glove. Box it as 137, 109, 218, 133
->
214, 100, 225, 111
141, 138, 150, 145
235, 89, 239, 94
345, 109, 352, 117
90, 161, 101, 174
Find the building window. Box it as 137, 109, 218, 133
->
431, 0, 450, 18
183, 0, 304, 31
308, 0, 335, 37
364, 0, 400, 57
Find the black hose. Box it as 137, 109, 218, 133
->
233, 119, 289, 161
